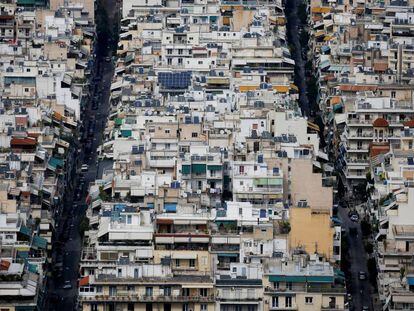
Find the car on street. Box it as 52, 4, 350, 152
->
358, 271, 366, 280
362, 306, 369, 311
348, 210, 359, 222
81, 164, 89, 172
350, 214, 359, 222
62, 280, 72, 289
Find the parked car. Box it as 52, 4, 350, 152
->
62, 280, 72, 289
359, 271, 367, 280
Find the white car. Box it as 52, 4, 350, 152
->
81, 164, 89, 172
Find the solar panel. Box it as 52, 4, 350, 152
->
158, 71, 192, 89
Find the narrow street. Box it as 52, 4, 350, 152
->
43, 0, 117, 309
285, 0, 310, 117
338, 205, 372, 310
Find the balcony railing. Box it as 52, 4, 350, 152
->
79, 294, 215, 302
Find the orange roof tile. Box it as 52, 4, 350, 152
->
373, 118, 389, 127
403, 119, 414, 128
79, 276, 89, 287
339, 84, 377, 92
370, 143, 390, 158
373, 62, 388, 72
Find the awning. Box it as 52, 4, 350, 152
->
19, 226, 32, 237
217, 253, 239, 257
32, 236, 47, 249
115, 118, 123, 126
48, 157, 64, 169
79, 276, 90, 286
17, 251, 29, 259
269, 275, 307, 282
171, 253, 197, 259
27, 263, 38, 273
207, 165, 222, 171
407, 277, 414, 286
157, 218, 173, 224
307, 276, 334, 283
121, 129, 132, 137
182, 165, 191, 174
182, 284, 214, 288
191, 164, 206, 174
165, 203, 177, 213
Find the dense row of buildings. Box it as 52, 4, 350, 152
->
0, 0, 95, 309
3, 0, 414, 309
76, 0, 348, 310
309, 0, 414, 309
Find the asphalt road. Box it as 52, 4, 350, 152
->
43, 0, 116, 308
338, 205, 372, 311
285, 0, 310, 117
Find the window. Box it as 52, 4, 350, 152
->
146, 304, 153, 311
200, 288, 208, 296
182, 304, 189, 311
145, 287, 153, 296
175, 259, 180, 267
391, 91, 396, 98
127, 215, 132, 224
91, 304, 98, 311
192, 132, 198, 138
164, 286, 171, 296
167, 49, 172, 54
272, 296, 279, 307
305, 297, 313, 304
128, 303, 134, 311
165, 129, 170, 134
239, 165, 244, 174
198, 61, 203, 65
189, 259, 196, 267
200, 304, 207, 311
24, 88, 29, 92
286, 282, 292, 290
182, 288, 190, 296
285, 296, 292, 307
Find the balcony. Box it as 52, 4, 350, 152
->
79, 294, 215, 303
321, 305, 346, 311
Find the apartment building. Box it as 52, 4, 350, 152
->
78, 0, 345, 310
0, 0, 95, 308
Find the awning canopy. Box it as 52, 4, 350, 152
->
171, 253, 197, 259
165, 203, 177, 213
182, 165, 191, 174
19, 226, 32, 237
191, 164, 206, 174
207, 165, 222, 171
32, 236, 47, 249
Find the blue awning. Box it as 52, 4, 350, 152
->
269, 275, 307, 283
217, 253, 239, 257
147, 203, 154, 209
19, 225, 32, 237
32, 236, 47, 249
407, 277, 414, 286
165, 203, 177, 212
